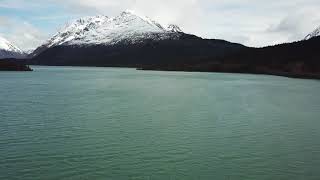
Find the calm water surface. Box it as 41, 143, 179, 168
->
1, 66, 320, 180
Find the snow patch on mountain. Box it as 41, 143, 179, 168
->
0, 36, 26, 59
305, 26, 320, 40
42, 11, 183, 48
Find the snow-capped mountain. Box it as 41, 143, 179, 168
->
42, 11, 183, 48
30, 10, 245, 67
305, 26, 320, 40
0, 36, 26, 59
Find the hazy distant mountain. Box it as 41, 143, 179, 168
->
30, 11, 245, 66
0, 36, 26, 59
305, 26, 320, 40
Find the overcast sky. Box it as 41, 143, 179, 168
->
0, 0, 320, 50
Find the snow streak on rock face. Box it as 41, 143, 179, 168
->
305, 26, 320, 40
0, 36, 25, 59
44, 11, 184, 48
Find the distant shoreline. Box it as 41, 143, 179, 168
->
139, 67, 320, 80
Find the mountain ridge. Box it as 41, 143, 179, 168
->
305, 25, 320, 40
27, 12, 320, 79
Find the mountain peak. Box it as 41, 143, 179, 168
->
305, 25, 320, 40
0, 36, 25, 59
167, 24, 182, 32
41, 11, 183, 49
0, 36, 22, 52
121, 10, 135, 16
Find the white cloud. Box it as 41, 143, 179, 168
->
0, 17, 47, 51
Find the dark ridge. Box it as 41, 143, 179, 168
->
140, 37, 320, 79
0, 59, 33, 71
28, 33, 246, 67
27, 32, 320, 79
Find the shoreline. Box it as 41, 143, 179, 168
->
26, 64, 320, 80
139, 67, 320, 80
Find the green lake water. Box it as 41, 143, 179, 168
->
1, 66, 320, 180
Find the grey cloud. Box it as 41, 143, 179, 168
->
266, 8, 320, 42
0, 16, 12, 26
